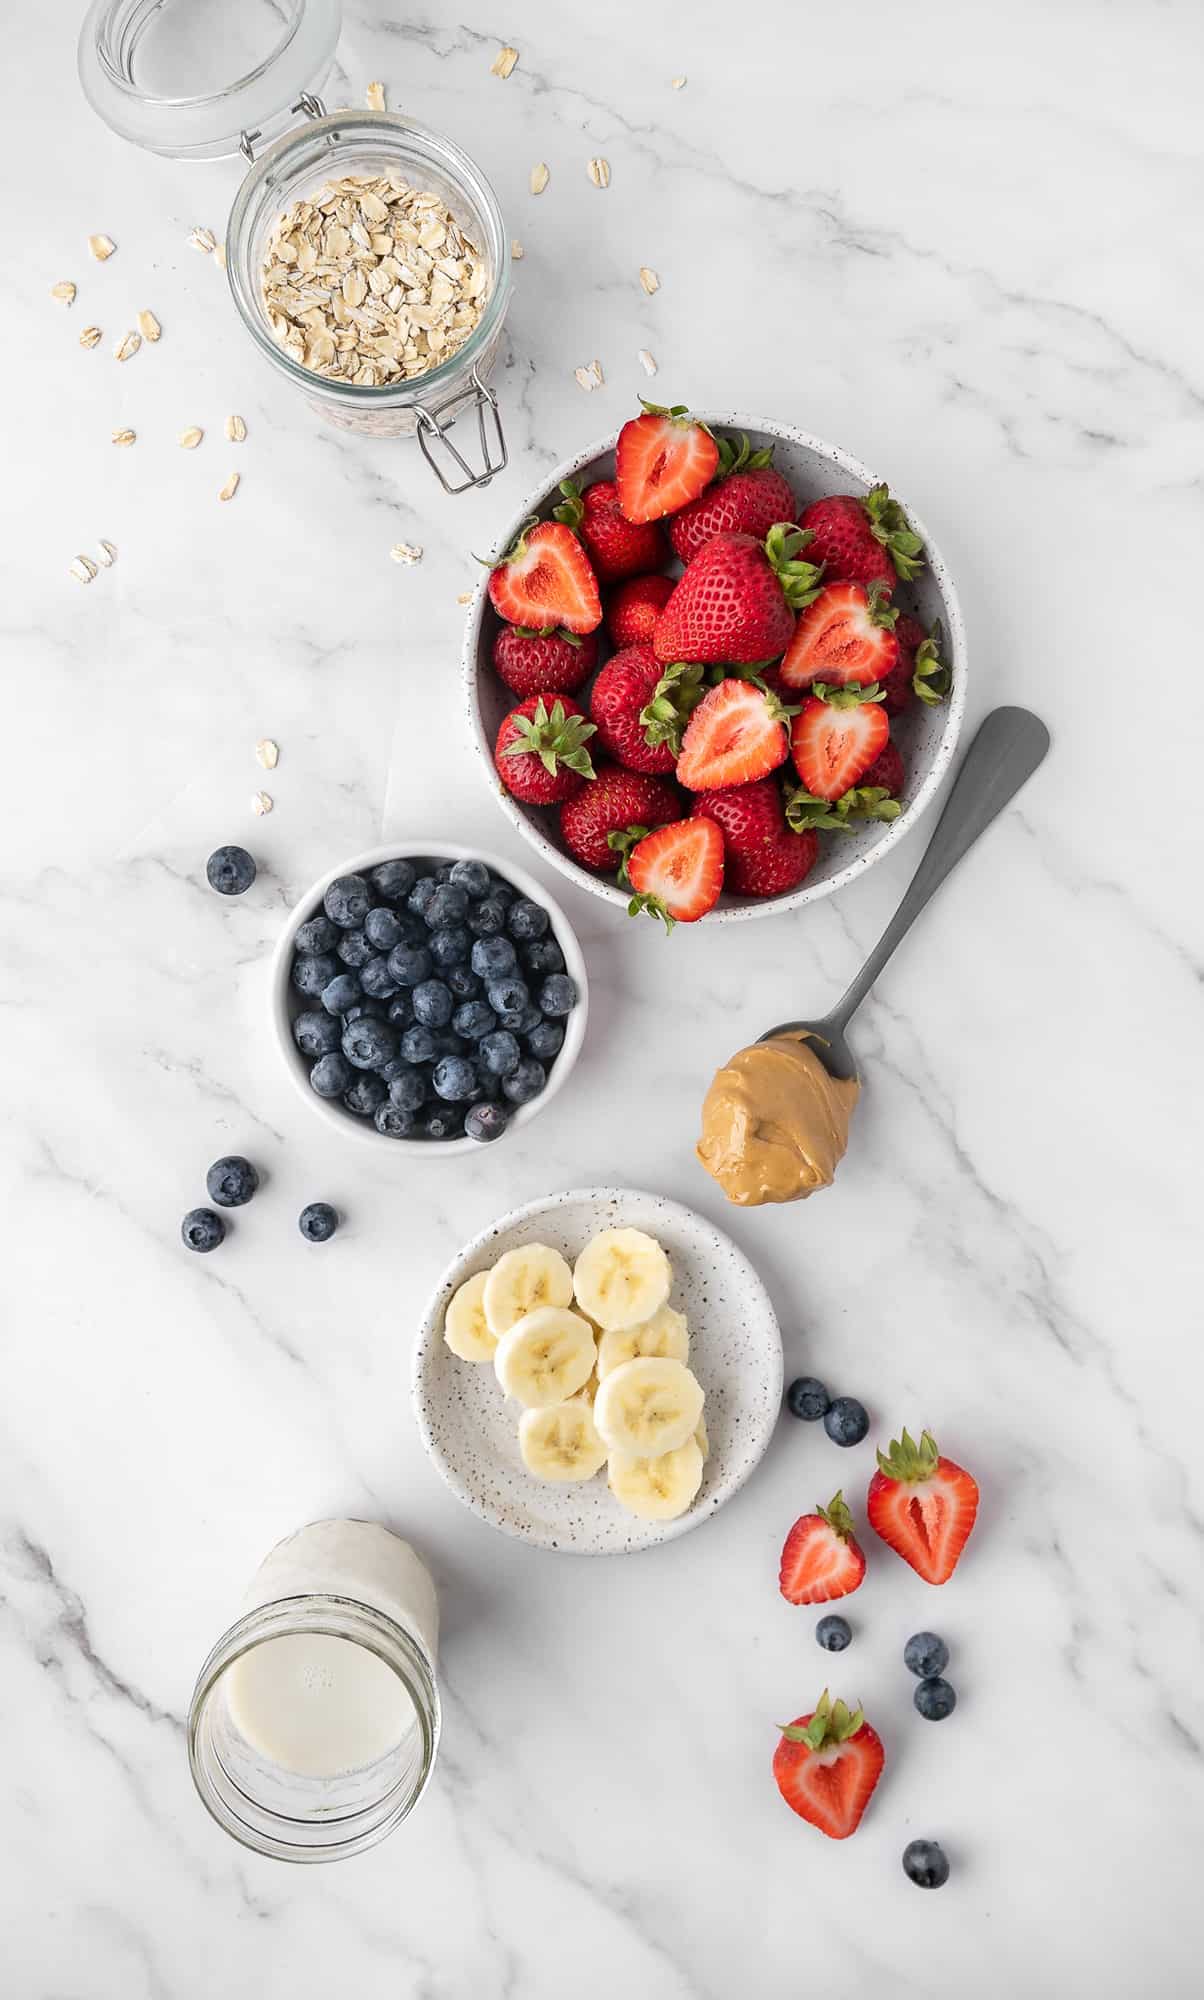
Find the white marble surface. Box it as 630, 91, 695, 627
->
3, 2, 1202, 1994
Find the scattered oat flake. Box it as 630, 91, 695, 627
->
79, 325, 102, 350
638, 348, 658, 377
511, 238, 524, 260
639, 266, 660, 295
213, 242, 227, 270
366, 80, 386, 111
111, 428, 136, 446
574, 358, 604, 392
114, 330, 141, 362
51, 281, 76, 305
256, 739, 279, 770
190, 225, 217, 254
89, 234, 116, 261
137, 309, 161, 342
530, 162, 549, 195
671, 75, 687, 89
587, 158, 611, 189
219, 472, 241, 501
179, 426, 203, 449
252, 791, 274, 816
98, 541, 117, 567
225, 413, 247, 443
491, 46, 519, 78
390, 542, 424, 565
457, 591, 474, 604
70, 555, 98, 583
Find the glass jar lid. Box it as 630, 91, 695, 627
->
78, 0, 342, 161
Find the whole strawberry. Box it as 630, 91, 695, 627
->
860, 739, 904, 797
591, 645, 705, 773
692, 778, 819, 897
605, 573, 675, 648
885, 615, 950, 713
493, 624, 598, 699
653, 525, 824, 665
555, 479, 666, 583
668, 434, 797, 564
799, 484, 924, 597
560, 765, 682, 873
494, 694, 596, 805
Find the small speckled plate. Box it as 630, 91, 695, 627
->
411, 1187, 783, 1554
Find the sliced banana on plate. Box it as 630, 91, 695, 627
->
519, 1397, 609, 1482
593, 1355, 704, 1458
483, 1242, 574, 1338
572, 1227, 672, 1331
608, 1436, 705, 1520
442, 1270, 495, 1362
493, 1305, 597, 1408
595, 1304, 689, 1378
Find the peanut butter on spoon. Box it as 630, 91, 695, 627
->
697, 1032, 858, 1205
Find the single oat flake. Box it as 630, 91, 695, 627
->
70, 555, 98, 583
511, 239, 524, 260
179, 427, 203, 449
51, 281, 76, 305
639, 266, 660, 295
88, 234, 116, 261
390, 541, 423, 565
491, 46, 519, 79
252, 791, 273, 816
219, 472, 241, 501
256, 739, 279, 770
529, 162, 549, 195
574, 358, 604, 392
638, 348, 658, 377
456, 591, 474, 605
671, 75, 687, 89
98, 541, 117, 567
137, 309, 162, 342
213, 242, 227, 270
189, 225, 217, 255
225, 414, 247, 443
111, 428, 136, 446
366, 80, 386, 111
114, 330, 141, 362
79, 325, 102, 350
587, 158, 611, 189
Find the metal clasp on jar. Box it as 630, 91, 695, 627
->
240, 91, 327, 164
414, 372, 508, 494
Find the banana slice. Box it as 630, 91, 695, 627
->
593, 1356, 704, 1457
493, 1306, 596, 1408
695, 1411, 709, 1461
608, 1436, 705, 1520
483, 1243, 574, 1338
572, 1228, 672, 1331
595, 1304, 689, 1378
518, 1398, 608, 1481
442, 1270, 496, 1362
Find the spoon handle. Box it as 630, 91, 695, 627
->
829, 706, 1050, 1033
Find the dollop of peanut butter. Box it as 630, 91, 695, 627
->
696, 1032, 859, 1205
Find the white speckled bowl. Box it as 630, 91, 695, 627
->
412, 1187, 783, 1553
462, 415, 967, 921
271, 843, 588, 1157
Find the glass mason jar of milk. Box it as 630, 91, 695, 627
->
188, 1520, 440, 1862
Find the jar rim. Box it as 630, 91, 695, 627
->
225, 108, 512, 411
91, 0, 303, 110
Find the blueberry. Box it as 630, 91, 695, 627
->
824, 1396, 869, 1447
501, 1002, 543, 1035
387, 993, 414, 1027
324, 873, 371, 928
904, 1632, 949, 1681
446, 964, 482, 1000
433, 1055, 479, 1102
407, 876, 439, 918
343, 998, 386, 1022
336, 928, 375, 968
486, 976, 529, 1017
388, 1068, 427, 1112
295, 914, 339, 955
471, 935, 518, 980
488, 875, 516, 903
321, 972, 362, 1017
902, 1840, 950, 1889
342, 1015, 397, 1071
182, 1206, 225, 1252
507, 897, 549, 942
293, 1009, 340, 1058
815, 1614, 852, 1652
374, 1100, 416, 1138
360, 954, 399, 999
379, 1057, 408, 1084
299, 1201, 338, 1243
466, 1101, 509, 1143
479, 1029, 521, 1078
292, 952, 338, 999
364, 906, 403, 951
344, 1072, 387, 1117
206, 1156, 259, 1207
538, 973, 577, 1018
523, 937, 565, 976
424, 1104, 465, 1140
370, 859, 416, 902
786, 1376, 830, 1422
386, 943, 433, 988
309, 1052, 352, 1099
401, 1024, 437, 1065
467, 896, 507, 938
412, 979, 453, 1028
425, 883, 469, 929
207, 845, 256, 896
914, 1677, 957, 1722
525, 1019, 564, 1061
431, 1030, 471, 1059
453, 999, 497, 1041
429, 925, 471, 969
449, 858, 491, 899
435, 861, 456, 882
503, 1057, 546, 1106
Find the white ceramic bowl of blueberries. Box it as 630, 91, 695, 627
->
271, 844, 589, 1154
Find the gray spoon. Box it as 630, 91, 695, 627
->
760, 705, 1051, 1079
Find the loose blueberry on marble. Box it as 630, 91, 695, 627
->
295, 914, 338, 954
206, 1156, 259, 1207
344, 1072, 387, 1117
364, 906, 403, 952
370, 859, 415, 901
479, 1029, 521, 1078
298, 1201, 338, 1242
182, 1207, 225, 1252
904, 1632, 949, 1680
914, 1676, 957, 1721
449, 858, 491, 898
292, 952, 337, 999
471, 935, 518, 980
815, 1614, 852, 1652
342, 1016, 396, 1071
503, 1057, 546, 1105
207, 845, 256, 896
824, 1396, 869, 1447
310, 1052, 352, 1098
375, 1101, 415, 1138
324, 874, 371, 929
902, 1840, 950, 1889
526, 1020, 563, 1061
508, 898, 549, 941
466, 1102, 508, 1143
322, 972, 362, 1017
467, 896, 507, 938
336, 928, 375, 968
786, 1376, 830, 1421
538, 974, 577, 1018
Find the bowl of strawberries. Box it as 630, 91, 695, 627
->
462, 402, 966, 927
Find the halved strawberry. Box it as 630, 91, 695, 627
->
493, 625, 597, 699
691, 780, 819, 897
676, 680, 792, 792
494, 695, 596, 805
866, 1428, 979, 1585
779, 580, 899, 691
789, 690, 889, 802
615, 401, 720, 523
799, 485, 925, 593
554, 479, 667, 582
773, 1694, 885, 1840
560, 765, 682, 873
625, 816, 724, 930
779, 1494, 866, 1605
605, 573, 675, 648
488, 520, 602, 635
